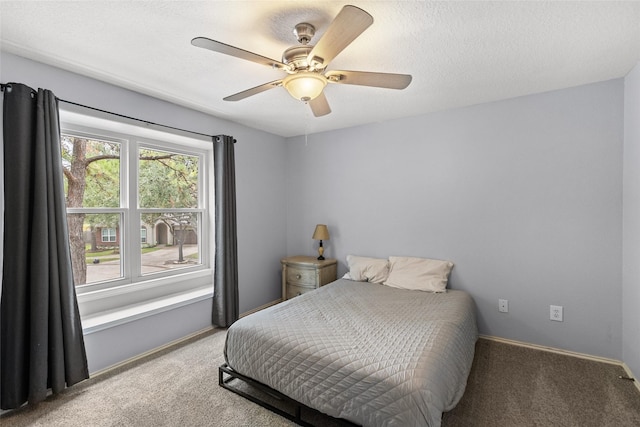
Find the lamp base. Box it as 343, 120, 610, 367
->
317, 241, 325, 260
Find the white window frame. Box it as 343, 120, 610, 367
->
101, 228, 117, 243
59, 106, 215, 332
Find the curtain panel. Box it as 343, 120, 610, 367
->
212, 135, 239, 327
1, 83, 88, 409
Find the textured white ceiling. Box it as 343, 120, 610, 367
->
1, 1, 639, 137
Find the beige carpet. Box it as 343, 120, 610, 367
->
2, 328, 640, 426
443, 339, 640, 426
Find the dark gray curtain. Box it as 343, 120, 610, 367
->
212, 135, 238, 327
1, 83, 88, 410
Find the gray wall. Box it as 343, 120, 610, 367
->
623, 61, 640, 376
0, 52, 288, 372
286, 80, 624, 360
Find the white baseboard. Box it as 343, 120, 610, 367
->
480, 335, 621, 364
621, 362, 640, 393
480, 334, 639, 393
240, 298, 282, 318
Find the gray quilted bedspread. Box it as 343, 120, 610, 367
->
224, 279, 478, 427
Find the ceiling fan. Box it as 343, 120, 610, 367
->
191, 4, 412, 117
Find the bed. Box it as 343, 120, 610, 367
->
221, 273, 477, 426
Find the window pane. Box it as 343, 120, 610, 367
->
101, 228, 117, 242
140, 212, 200, 275
67, 213, 122, 286
138, 148, 199, 209
61, 135, 120, 208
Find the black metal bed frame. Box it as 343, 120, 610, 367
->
218, 363, 359, 427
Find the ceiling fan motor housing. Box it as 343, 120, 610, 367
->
282, 45, 315, 72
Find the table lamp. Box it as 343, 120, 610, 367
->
312, 224, 330, 260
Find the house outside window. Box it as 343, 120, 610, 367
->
60, 107, 214, 322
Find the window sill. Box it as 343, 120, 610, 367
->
81, 286, 213, 335
78, 268, 213, 316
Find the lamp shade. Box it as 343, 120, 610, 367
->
312, 224, 330, 240
283, 72, 327, 102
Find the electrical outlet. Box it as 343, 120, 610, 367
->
499, 299, 509, 313
550, 305, 563, 322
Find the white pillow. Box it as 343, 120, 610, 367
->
384, 256, 454, 292
346, 255, 390, 283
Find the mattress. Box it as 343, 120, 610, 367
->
224, 279, 477, 426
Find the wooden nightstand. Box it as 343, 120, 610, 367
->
281, 256, 337, 300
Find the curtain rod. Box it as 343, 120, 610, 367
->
1, 82, 234, 142
58, 98, 219, 140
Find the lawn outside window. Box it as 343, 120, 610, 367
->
60, 107, 214, 330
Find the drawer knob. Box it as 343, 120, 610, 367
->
296, 274, 301, 279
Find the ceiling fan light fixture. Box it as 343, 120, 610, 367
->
283, 72, 327, 102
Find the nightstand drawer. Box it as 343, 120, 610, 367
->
286, 266, 315, 285
286, 283, 315, 299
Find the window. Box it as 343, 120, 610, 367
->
101, 228, 117, 243
59, 107, 214, 325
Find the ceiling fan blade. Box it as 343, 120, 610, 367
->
191, 37, 287, 70
325, 70, 412, 89
306, 5, 373, 69
308, 92, 331, 117
223, 80, 282, 101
